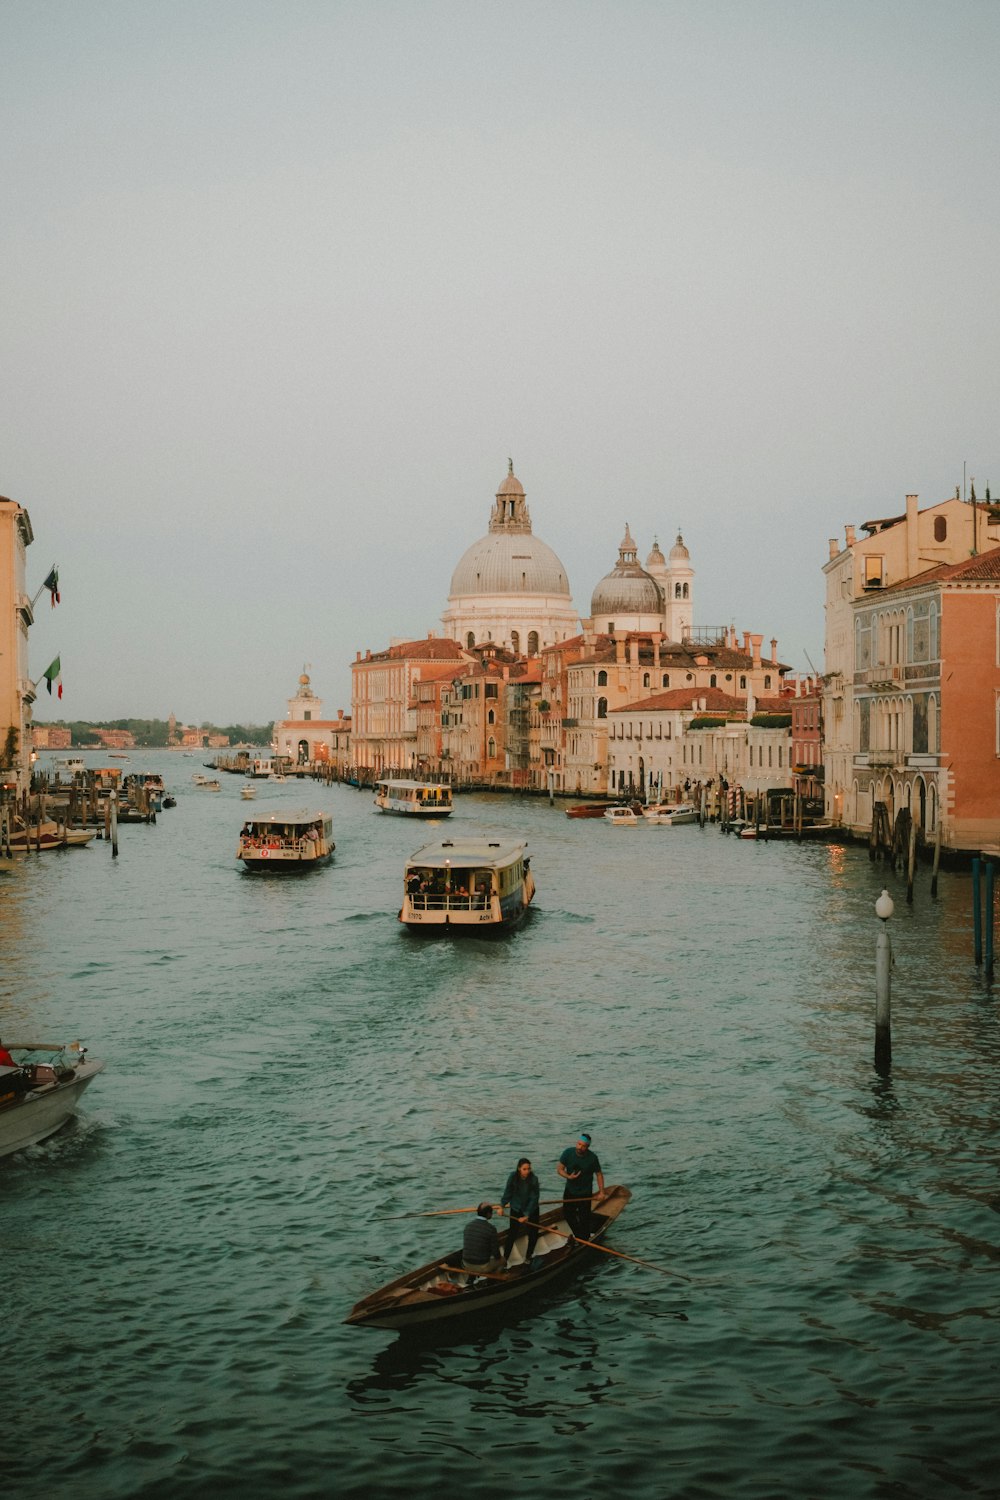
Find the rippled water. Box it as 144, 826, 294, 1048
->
2, 756, 998, 1499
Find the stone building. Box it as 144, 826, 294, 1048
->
273, 671, 352, 772
0, 493, 35, 794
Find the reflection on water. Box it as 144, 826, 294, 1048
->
2, 758, 1000, 1498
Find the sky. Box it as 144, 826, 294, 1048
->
5, 0, 999, 725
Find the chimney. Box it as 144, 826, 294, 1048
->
751, 634, 762, 668
628, 637, 637, 665
616, 637, 626, 665
427, 630, 435, 639
845, 524, 855, 547
770, 638, 777, 662
906, 493, 919, 579
743, 631, 751, 654
652, 632, 661, 668
828, 537, 839, 560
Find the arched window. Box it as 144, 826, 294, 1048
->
682, 583, 689, 599
710, 674, 717, 688
487, 737, 496, 758
764, 675, 772, 689
675, 583, 682, 599
466, 632, 475, 649
487, 709, 495, 725
527, 631, 539, 655
661, 673, 669, 687
597, 697, 608, 719
740, 676, 747, 690
510, 630, 520, 654
643, 672, 650, 687
934, 515, 947, 542
597, 669, 608, 686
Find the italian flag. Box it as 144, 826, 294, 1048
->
42, 657, 63, 699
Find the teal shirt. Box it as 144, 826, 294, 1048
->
559, 1145, 601, 1198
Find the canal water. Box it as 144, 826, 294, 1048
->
2, 756, 998, 1499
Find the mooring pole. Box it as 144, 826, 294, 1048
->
875, 889, 894, 1076
110, 789, 119, 858
972, 857, 982, 965
906, 817, 917, 904
930, 819, 941, 898
985, 861, 995, 978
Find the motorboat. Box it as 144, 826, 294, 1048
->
346, 1186, 631, 1331
2, 820, 95, 852
237, 811, 334, 871
400, 837, 534, 933
643, 801, 699, 826
240, 784, 257, 800
603, 806, 639, 826
374, 779, 453, 816
0, 1041, 105, 1158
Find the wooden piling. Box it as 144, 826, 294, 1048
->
906, 817, 917, 904
930, 819, 941, 898
986, 862, 995, 978
110, 791, 119, 857
972, 857, 982, 965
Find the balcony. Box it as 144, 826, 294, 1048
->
868, 750, 902, 768
861, 664, 904, 689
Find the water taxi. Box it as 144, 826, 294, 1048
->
400, 837, 534, 932
0, 1040, 105, 1158
374, 779, 453, 817
604, 805, 639, 826
643, 801, 698, 825
237, 811, 334, 872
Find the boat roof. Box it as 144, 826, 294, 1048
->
406, 837, 526, 869
242, 810, 328, 827
377, 779, 450, 790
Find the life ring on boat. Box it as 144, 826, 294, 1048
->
260, 848, 269, 858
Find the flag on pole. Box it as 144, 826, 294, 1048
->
43, 566, 60, 607
42, 657, 62, 698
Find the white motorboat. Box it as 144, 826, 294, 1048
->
240, 784, 257, 800
604, 805, 639, 826
0, 1041, 105, 1158
642, 801, 699, 825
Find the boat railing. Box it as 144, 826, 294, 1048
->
240, 835, 322, 855
407, 890, 492, 912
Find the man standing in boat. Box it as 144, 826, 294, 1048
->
557, 1132, 605, 1239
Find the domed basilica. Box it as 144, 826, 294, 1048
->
441, 462, 695, 651
441, 462, 579, 653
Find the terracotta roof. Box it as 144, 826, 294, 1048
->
365, 638, 469, 662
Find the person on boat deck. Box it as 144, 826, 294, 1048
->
501, 1157, 541, 1264
557, 1133, 605, 1239
462, 1202, 503, 1274
0, 1039, 15, 1067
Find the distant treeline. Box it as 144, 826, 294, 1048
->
38, 719, 275, 748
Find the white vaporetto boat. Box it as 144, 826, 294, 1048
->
374, 779, 453, 817
0, 1041, 105, 1158
399, 837, 534, 933
237, 811, 334, 872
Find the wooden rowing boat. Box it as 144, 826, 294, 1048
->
345, 1184, 632, 1331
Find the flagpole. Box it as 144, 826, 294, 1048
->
29, 563, 59, 612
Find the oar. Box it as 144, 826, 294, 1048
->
521, 1218, 691, 1281
376, 1204, 498, 1220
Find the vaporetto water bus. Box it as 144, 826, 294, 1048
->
237, 811, 334, 872
400, 837, 534, 933
374, 779, 453, 817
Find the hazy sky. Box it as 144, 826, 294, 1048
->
5, 0, 998, 725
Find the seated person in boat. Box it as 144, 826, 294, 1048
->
501, 1157, 540, 1264
0, 1038, 15, 1067
462, 1202, 502, 1274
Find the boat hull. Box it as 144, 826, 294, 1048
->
346, 1185, 631, 1331
0, 1060, 105, 1158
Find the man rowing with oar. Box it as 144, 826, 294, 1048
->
556, 1131, 605, 1239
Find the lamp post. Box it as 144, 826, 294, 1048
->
875, 888, 893, 1075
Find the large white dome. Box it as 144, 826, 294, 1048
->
449, 531, 571, 597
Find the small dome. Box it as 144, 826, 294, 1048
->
669, 532, 690, 561
591, 522, 663, 617
646, 537, 665, 567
